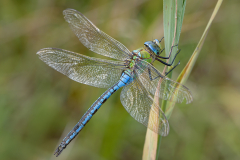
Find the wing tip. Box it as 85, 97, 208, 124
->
185, 90, 194, 104
188, 96, 194, 104
160, 114, 170, 136
63, 8, 84, 17
63, 8, 76, 14
186, 97, 193, 104
161, 130, 169, 137
36, 48, 54, 55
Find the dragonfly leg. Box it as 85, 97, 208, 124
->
148, 67, 153, 81
148, 65, 164, 81
157, 44, 178, 59
159, 36, 164, 43
165, 61, 180, 76
156, 48, 181, 66
159, 48, 165, 55
136, 64, 156, 81
168, 48, 181, 66
155, 57, 172, 66
155, 47, 181, 76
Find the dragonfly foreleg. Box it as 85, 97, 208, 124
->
156, 45, 179, 61
156, 48, 180, 67
159, 36, 164, 42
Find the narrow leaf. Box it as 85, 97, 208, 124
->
143, 1, 186, 160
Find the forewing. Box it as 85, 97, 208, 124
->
136, 61, 193, 104
63, 9, 131, 61
37, 48, 126, 88
120, 77, 169, 136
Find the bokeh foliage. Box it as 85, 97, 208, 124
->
0, 0, 240, 160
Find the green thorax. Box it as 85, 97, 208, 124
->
127, 47, 156, 73
132, 48, 153, 64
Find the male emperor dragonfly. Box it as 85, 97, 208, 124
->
37, 9, 193, 156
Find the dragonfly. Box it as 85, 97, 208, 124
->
37, 9, 193, 157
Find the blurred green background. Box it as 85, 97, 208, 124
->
0, 0, 240, 160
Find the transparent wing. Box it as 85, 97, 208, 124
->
136, 60, 193, 104
120, 76, 169, 136
63, 9, 131, 61
37, 48, 126, 88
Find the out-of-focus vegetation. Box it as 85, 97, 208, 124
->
0, 0, 240, 160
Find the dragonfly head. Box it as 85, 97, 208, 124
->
144, 39, 162, 56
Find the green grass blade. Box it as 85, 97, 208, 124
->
162, 0, 186, 118
164, 0, 186, 59
158, 1, 187, 159
142, 1, 186, 160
